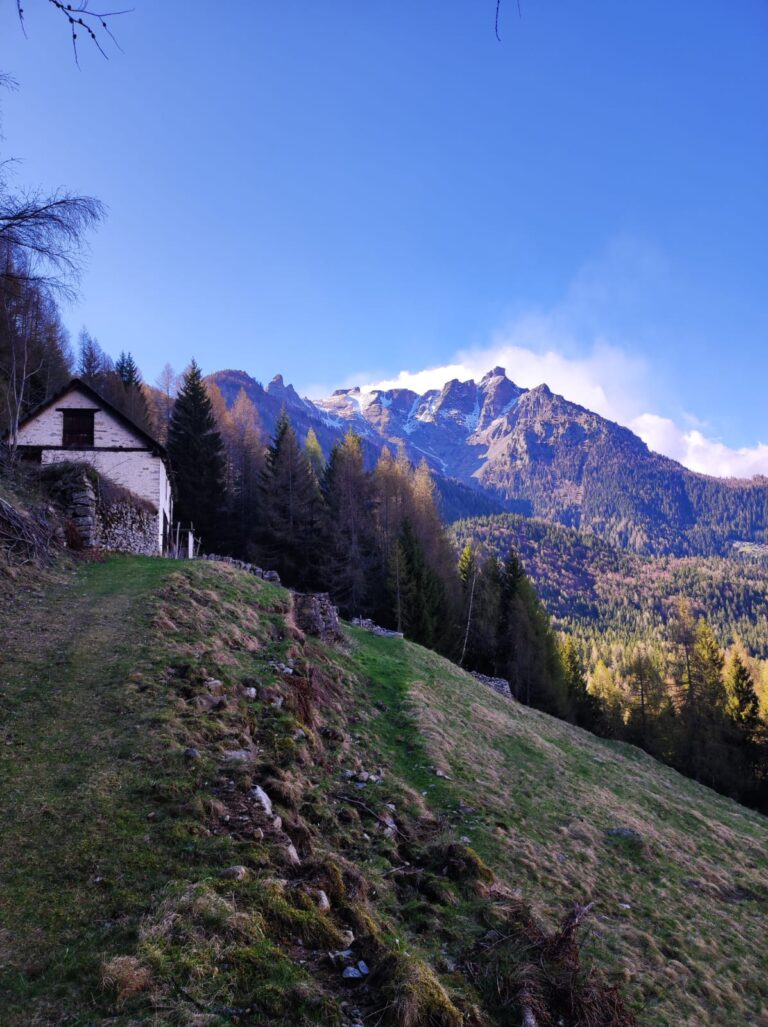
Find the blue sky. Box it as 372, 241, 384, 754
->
1, 1, 766, 474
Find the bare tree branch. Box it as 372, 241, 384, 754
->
15, 0, 132, 63
0, 191, 104, 295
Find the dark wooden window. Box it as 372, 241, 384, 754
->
62, 409, 95, 448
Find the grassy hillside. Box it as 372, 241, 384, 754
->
1, 557, 766, 1025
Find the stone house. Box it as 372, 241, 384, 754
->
14, 378, 173, 553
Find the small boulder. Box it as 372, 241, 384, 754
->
251, 786, 273, 818
221, 865, 249, 881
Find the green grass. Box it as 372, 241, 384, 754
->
342, 630, 768, 1026
1, 555, 766, 1026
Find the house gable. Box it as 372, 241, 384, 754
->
15, 380, 160, 453
13, 379, 174, 554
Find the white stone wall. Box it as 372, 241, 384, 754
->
19, 384, 174, 553
16, 385, 144, 449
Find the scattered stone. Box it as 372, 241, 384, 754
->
606, 827, 643, 844
354, 782, 367, 790
293, 592, 343, 642
223, 749, 252, 763
340, 930, 355, 947
356, 771, 370, 783
183, 747, 201, 760
342, 966, 363, 980
293, 728, 307, 741
350, 617, 404, 638
471, 671, 513, 699
341, 770, 355, 779
243, 686, 258, 699
357, 960, 369, 975
272, 815, 283, 831
285, 843, 301, 866
592, 756, 606, 765
434, 768, 451, 780
195, 694, 227, 712
264, 570, 281, 584
619, 903, 631, 910
315, 889, 331, 911
251, 786, 273, 817
459, 836, 471, 844
329, 948, 354, 966
221, 865, 249, 881
205, 678, 224, 694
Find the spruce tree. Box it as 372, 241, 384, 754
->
725, 652, 761, 739
561, 636, 601, 728
321, 430, 379, 616
166, 360, 226, 548
257, 409, 324, 589
392, 519, 447, 649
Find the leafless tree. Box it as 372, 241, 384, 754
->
0, 189, 104, 297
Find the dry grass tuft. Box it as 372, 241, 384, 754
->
101, 955, 152, 1005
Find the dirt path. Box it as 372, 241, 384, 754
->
0, 556, 173, 1023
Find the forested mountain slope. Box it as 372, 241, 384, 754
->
1, 556, 766, 1026
453, 513, 768, 658
210, 367, 768, 557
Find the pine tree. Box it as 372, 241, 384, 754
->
725, 651, 761, 739
322, 430, 379, 616
166, 360, 226, 548
77, 329, 111, 384
493, 548, 567, 716
561, 636, 601, 728
392, 519, 447, 649
114, 350, 150, 430
257, 409, 324, 589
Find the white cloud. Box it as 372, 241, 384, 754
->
308, 241, 768, 480
341, 330, 768, 480
631, 413, 768, 479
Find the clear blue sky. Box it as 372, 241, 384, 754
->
1, 1, 766, 464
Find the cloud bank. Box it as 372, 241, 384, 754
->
350, 326, 768, 480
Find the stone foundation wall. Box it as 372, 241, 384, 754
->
41, 463, 158, 556
96, 499, 157, 556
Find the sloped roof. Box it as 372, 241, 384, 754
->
15, 378, 167, 456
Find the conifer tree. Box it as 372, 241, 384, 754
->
725, 651, 761, 739
166, 360, 226, 548
304, 428, 325, 480
561, 636, 600, 728
391, 519, 447, 649
114, 350, 150, 430
322, 430, 379, 616
257, 409, 323, 589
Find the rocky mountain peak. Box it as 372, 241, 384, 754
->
480, 365, 507, 383
267, 374, 303, 405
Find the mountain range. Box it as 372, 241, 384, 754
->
210, 366, 768, 557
